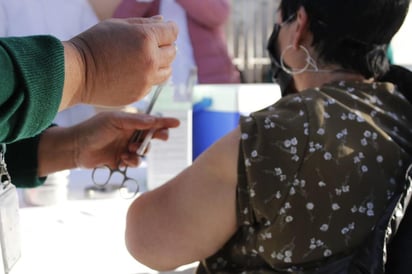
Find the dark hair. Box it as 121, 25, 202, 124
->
279, 0, 410, 78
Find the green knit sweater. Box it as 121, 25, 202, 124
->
0, 35, 64, 187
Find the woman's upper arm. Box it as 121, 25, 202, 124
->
125, 127, 241, 271
177, 0, 230, 27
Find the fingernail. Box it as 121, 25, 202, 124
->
143, 116, 156, 123
151, 15, 163, 21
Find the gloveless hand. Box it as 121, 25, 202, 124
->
73, 111, 180, 169
62, 16, 178, 108
37, 111, 180, 177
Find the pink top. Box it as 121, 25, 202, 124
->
113, 0, 241, 84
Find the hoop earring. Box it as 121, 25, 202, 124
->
280, 45, 319, 75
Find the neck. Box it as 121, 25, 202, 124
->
295, 69, 368, 91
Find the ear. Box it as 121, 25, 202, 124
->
292, 6, 311, 49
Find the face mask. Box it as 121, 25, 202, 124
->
267, 15, 297, 97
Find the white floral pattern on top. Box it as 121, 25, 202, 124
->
197, 81, 412, 274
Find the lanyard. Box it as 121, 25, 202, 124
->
0, 144, 11, 189
0, 143, 20, 274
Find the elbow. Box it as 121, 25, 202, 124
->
124, 204, 157, 269
125, 232, 181, 271
124, 201, 182, 271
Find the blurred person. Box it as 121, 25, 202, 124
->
0, 0, 97, 38
0, 16, 178, 183
122, 0, 412, 273
88, 0, 122, 20
0, 0, 101, 127
113, 0, 241, 86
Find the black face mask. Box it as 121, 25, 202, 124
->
267, 22, 297, 97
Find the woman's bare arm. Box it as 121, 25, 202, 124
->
125, 127, 241, 271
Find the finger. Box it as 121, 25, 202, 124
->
123, 18, 177, 45
152, 117, 180, 129
152, 21, 179, 47
128, 142, 140, 153
120, 153, 141, 167
152, 128, 169, 141
150, 15, 164, 21
123, 16, 164, 25
112, 112, 180, 131
129, 115, 180, 130
113, 113, 156, 130
106, 161, 119, 170
157, 44, 177, 69
152, 67, 173, 85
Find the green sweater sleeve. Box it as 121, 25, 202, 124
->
0, 35, 64, 143
6, 133, 47, 188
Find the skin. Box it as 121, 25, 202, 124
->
125, 127, 239, 271
88, 0, 122, 20
123, 6, 369, 272
60, 16, 178, 110
277, 8, 366, 90
175, 0, 231, 27
37, 111, 180, 177
33, 16, 179, 179
114, 0, 230, 27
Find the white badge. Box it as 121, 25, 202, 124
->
0, 145, 21, 273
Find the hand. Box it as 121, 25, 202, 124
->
61, 16, 178, 108
74, 111, 180, 169
37, 111, 180, 177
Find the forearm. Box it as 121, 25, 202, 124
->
37, 126, 77, 177
89, 0, 122, 20
177, 0, 230, 27
113, 0, 153, 18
